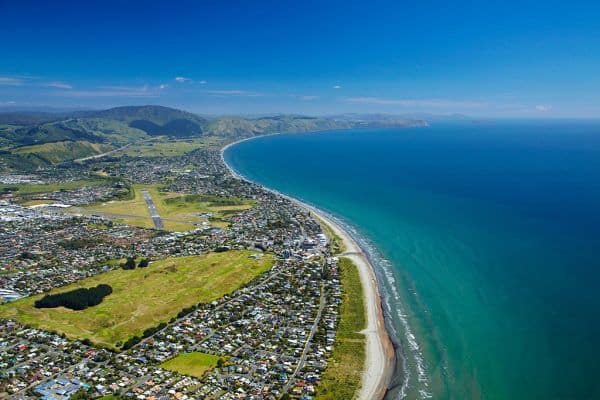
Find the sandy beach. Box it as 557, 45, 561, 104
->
221, 138, 395, 399
304, 208, 395, 400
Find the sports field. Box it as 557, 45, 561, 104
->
161, 352, 221, 378
0, 250, 274, 349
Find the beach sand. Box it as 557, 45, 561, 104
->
308, 209, 395, 400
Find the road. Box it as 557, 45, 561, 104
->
282, 282, 326, 395
141, 190, 163, 229
73, 138, 156, 162
73, 143, 133, 162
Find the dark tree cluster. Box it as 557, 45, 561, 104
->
58, 238, 96, 250
0, 186, 18, 194
121, 257, 150, 270
34, 284, 113, 310
121, 335, 141, 350
18, 251, 39, 260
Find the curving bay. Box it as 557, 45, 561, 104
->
225, 121, 600, 399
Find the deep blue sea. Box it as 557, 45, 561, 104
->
224, 120, 600, 400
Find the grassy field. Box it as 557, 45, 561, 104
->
316, 257, 366, 400
82, 184, 254, 231
82, 183, 155, 228
13, 140, 114, 164
161, 352, 221, 378
0, 179, 110, 196
0, 250, 274, 349
113, 136, 224, 157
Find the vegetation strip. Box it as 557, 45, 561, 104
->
315, 257, 366, 400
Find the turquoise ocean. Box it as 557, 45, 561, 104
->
224, 120, 600, 399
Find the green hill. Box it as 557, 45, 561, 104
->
90, 105, 205, 125
91, 105, 207, 137
0, 105, 425, 172
13, 141, 114, 164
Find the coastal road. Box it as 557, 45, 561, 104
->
141, 190, 164, 229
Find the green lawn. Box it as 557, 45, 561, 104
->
82, 184, 254, 231
0, 250, 274, 349
82, 183, 155, 228
316, 257, 366, 400
0, 179, 109, 195
13, 140, 114, 164
114, 137, 222, 157
161, 352, 221, 378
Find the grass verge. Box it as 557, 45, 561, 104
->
316, 257, 366, 400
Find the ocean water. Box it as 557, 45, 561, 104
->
224, 120, 600, 400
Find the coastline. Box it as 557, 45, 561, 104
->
221, 137, 395, 399
311, 209, 395, 400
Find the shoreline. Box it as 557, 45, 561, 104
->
311, 210, 395, 400
221, 137, 395, 399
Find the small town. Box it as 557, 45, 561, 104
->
0, 143, 347, 400
3, 2, 597, 399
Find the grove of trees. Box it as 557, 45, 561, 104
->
34, 284, 113, 310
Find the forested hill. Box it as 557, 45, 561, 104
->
0, 105, 425, 171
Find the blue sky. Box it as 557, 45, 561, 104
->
1, 0, 600, 116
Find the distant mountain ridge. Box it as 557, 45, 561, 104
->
0, 105, 426, 171
89, 105, 205, 124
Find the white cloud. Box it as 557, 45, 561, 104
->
159, 84, 169, 89
333, 85, 342, 89
535, 104, 552, 112
54, 85, 159, 98
1, 76, 74, 89
0, 77, 23, 86
207, 89, 263, 97
175, 76, 191, 83
301, 95, 319, 101
199, 80, 207, 85
345, 96, 488, 108
43, 81, 72, 89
